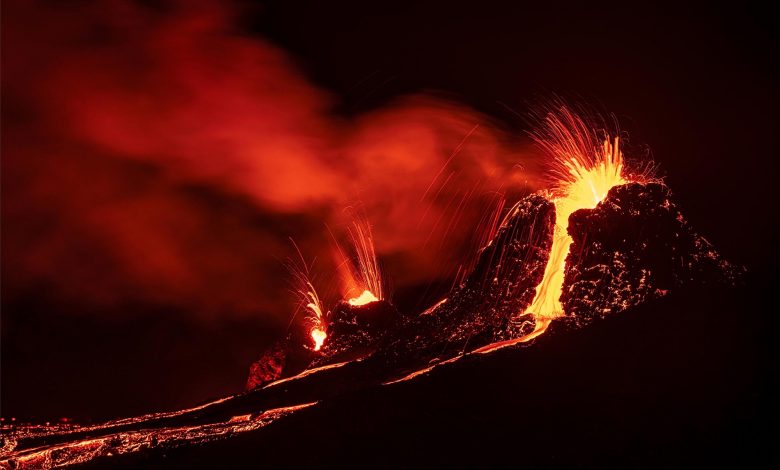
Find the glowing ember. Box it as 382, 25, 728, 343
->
347, 289, 379, 306
518, 109, 631, 338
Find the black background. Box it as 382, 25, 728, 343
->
2, 0, 778, 430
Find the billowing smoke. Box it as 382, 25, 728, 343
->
1, 0, 539, 324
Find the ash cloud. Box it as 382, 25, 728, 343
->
1, 0, 539, 323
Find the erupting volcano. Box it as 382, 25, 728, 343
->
1, 104, 744, 468
4, 1, 774, 466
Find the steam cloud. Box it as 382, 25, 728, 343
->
2, 0, 539, 324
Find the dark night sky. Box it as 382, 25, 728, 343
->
2, 0, 777, 421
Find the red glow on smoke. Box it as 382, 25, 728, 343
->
2, 0, 538, 322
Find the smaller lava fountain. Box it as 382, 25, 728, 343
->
338, 218, 384, 307
286, 247, 329, 352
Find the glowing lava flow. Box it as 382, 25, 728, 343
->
518, 131, 627, 339
1, 403, 318, 468
418, 129, 632, 362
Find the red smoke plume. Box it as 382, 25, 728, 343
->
1, 1, 539, 322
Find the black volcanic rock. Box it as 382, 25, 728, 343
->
310, 299, 402, 367
247, 301, 401, 389
246, 330, 317, 390
561, 182, 743, 326
246, 341, 286, 390
369, 193, 554, 370
247, 193, 554, 383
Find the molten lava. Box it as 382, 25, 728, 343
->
347, 289, 379, 306
519, 113, 628, 338
304, 292, 327, 351
310, 327, 327, 351
337, 218, 384, 305
286, 248, 330, 351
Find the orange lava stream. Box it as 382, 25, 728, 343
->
520, 136, 626, 338
2, 403, 318, 468
382, 356, 461, 385
262, 361, 353, 388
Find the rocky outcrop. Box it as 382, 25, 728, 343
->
371, 193, 555, 370
561, 182, 743, 326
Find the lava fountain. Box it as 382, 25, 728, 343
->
303, 285, 327, 351
517, 110, 631, 339
287, 248, 329, 351
471, 110, 644, 355
337, 218, 384, 306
